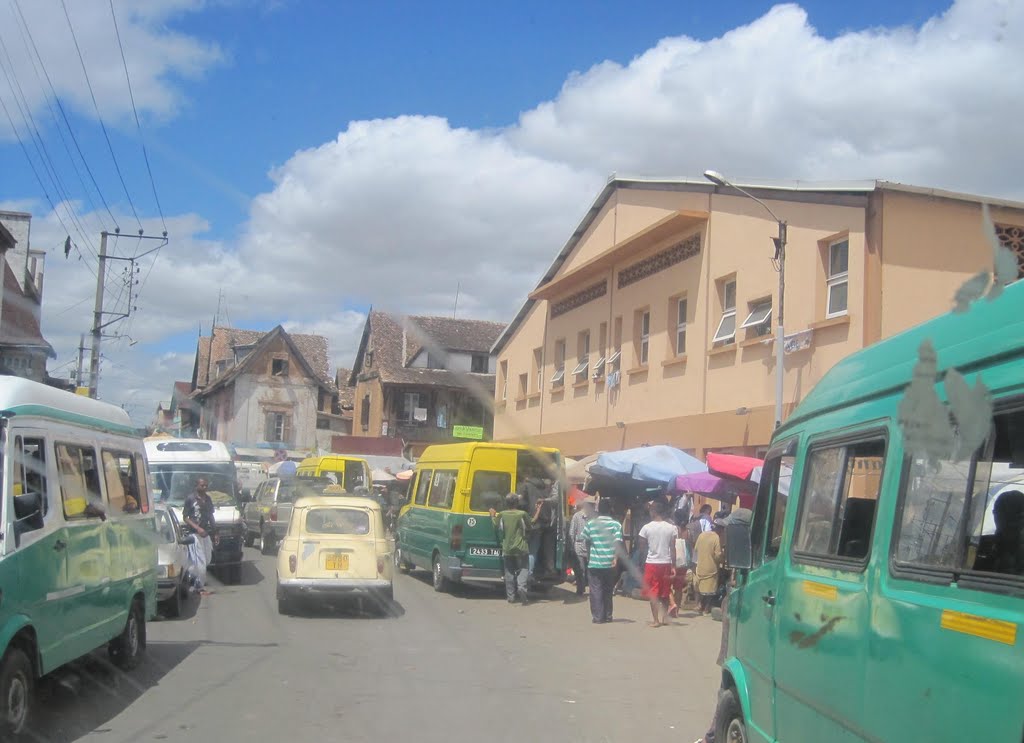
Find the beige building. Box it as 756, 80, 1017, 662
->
492, 178, 1024, 459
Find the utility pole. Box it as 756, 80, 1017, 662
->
76, 333, 87, 391
88, 232, 108, 398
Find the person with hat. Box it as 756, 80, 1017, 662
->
693, 516, 726, 615
567, 495, 597, 596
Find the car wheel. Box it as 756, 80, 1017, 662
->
161, 579, 183, 618
715, 687, 746, 743
109, 598, 145, 670
0, 647, 33, 739
431, 554, 450, 593
260, 530, 276, 555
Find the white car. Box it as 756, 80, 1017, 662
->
155, 504, 195, 617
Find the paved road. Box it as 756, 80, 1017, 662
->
30, 547, 723, 743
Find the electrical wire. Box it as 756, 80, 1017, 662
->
60, 0, 142, 232
12, 0, 119, 231
108, 0, 165, 235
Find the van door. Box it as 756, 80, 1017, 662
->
731, 441, 795, 742
54, 442, 115, 655
8, 432, 74, 671
401, 469, 433, 566
772, 435, 887, 742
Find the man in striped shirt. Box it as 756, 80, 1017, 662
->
583, 496, 624, 624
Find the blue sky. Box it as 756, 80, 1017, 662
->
0, 0, 1019, 421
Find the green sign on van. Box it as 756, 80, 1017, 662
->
452, 425, 484, 440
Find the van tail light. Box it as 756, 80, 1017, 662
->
377, 557, 385, 575
288, 554, 296, 573
450, 524, 463, 551
270, 506, 278, 522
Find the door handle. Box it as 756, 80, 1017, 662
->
54, 539, 67, 552
762, 591, 775, 606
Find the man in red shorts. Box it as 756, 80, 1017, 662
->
638, 499, 677, 627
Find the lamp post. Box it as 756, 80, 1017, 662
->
704, 170, 787, 430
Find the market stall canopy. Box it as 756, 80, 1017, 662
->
674, 471, 757, 508
592, 445, 707, 484
371, 468, 396, 482
707, 452, 764, 481
565, 453, 601, 484
395, 469, 414, 481
268, 460, 297, 477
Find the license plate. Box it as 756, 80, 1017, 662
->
468, 547, 500, 557
325, 554, 349, 571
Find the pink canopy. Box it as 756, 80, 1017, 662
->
707, 452, 764, 481
673, 471, 757, 509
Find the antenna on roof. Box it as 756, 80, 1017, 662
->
453, 281, 460, 319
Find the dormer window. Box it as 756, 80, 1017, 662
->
471, 354, 488, 373
272, 358, 289, 377
427, 352, 446, 370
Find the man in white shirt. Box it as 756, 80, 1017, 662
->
638, 499, 678, 627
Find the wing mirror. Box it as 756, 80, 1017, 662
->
724, 522, 752, 570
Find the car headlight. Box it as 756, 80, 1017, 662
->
157, 564, 169, 578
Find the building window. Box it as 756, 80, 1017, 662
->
498, 360, 508, 401
400, 392, 428, 423
532, 347, 542, 393
551, 339, 566, 387
713, 279, 737, 344
518, 373, 528, 399
471, 354, 489, 373
265, 412, 292, 444
572, 330, 590, 378
741, 298, 773, 337
609, 316, 623, 372
360, 394, 370, 430
427, 352, 446, 370
674, 298, 687, 355
633, 310, 650, 366
271, 358, 289, 377
827, 239, 849, 318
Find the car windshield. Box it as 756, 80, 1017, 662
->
150, 464, 237, 506
304, 507, 370, 535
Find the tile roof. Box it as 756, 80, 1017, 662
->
350, 311, 502, 389
335, 367, 354, 413
0, 260, 53, 356
194, 325, 331, 388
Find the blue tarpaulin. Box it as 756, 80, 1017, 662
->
593, 445, 707, 484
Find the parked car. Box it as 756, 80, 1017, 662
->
242, 476, 335, 554
154, 504, 194, 617
276, 494, 394, 614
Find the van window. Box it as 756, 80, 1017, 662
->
13, 436, 48, 515
470, 471, 511, 512
345, 459, 367, 489
102, 450, 146, 514
895, 405, 1024, 586
750, 452, 795, 562
428, 470, 458, 509
414, 470, 432, 505
56, 443, 104, 519
793, 439, 885, 562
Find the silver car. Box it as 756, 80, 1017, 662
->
242, 476, 335, 554
154, 504, 195, 617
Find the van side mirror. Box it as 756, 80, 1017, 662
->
725, 522, 752, 570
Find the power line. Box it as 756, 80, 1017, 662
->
11, 0, 108, 236
60, 0, 142, 231
13, 0, 118, 230
108, 0, 166, 235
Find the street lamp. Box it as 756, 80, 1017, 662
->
704, 170, 788, 430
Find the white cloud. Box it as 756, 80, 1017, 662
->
0, 0, 223, 135
6, 0, 1024, 426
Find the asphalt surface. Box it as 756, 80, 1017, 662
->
29, 547, 723, 743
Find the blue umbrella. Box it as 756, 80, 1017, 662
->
593, 445, 707, 485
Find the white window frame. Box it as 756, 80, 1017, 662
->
591, 356, 606, 379
639, 310, 650, 366
713, 280, 738, 344
827, 239, 849, 318
740, 298, 773, 329
552, 339, 566, 387
675, 298, 687, 355
607, 349, 621, 367
574, 331, 590, 377
571, 358, 589, 376
550, 368, 566, 385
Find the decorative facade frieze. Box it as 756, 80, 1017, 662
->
995, 223, 1024, 280
618, 233, 702, 289
550, 280, 608, 318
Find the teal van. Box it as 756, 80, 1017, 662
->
716, 279, 1024, 743
395, 442, 566, 592
0, 378, 157, 738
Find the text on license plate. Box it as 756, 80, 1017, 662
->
325, 554, 350, 571
468, 547, 501, 557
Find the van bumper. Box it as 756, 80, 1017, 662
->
278, 578, 392, 598
445, 557, 503, 583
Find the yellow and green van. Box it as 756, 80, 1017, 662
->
296, 454, 371, 492
0, 378, 157, 737
718, 279, 1024, 742
395, 442, 565, 593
